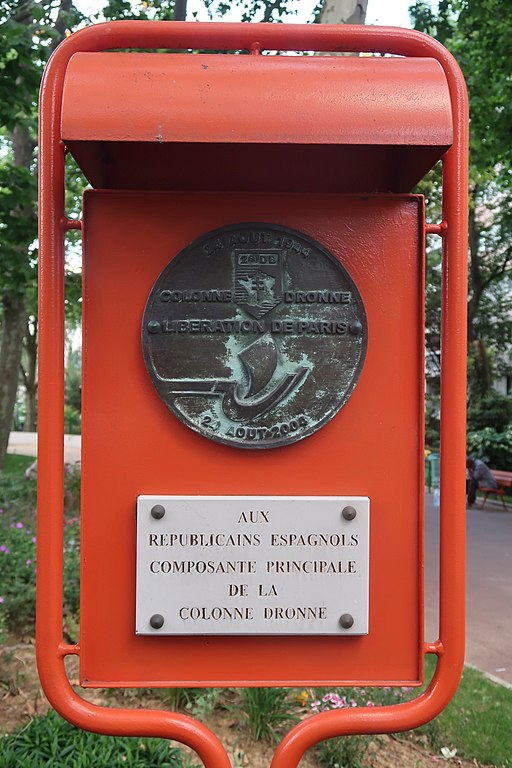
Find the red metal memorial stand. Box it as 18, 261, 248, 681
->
38, 21, 468, 768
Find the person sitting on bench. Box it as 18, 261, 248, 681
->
466, 457, 497, 507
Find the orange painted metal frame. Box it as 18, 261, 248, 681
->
38, 21, 468, 768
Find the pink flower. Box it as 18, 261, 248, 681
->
16, 522, 23, 529
26, 559, 32, 566
366, 701, 376, 707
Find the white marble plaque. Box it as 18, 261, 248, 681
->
136, 496, 369, 635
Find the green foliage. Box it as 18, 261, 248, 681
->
65, 346, 82, 411
0, 507, 37, 634
0, 452, 36, 514
425, 396, 440, 450
0, 709, 194, 767
0, 451, 35, 474
0, 13, 42, 131
238, 687, 298, 742
162, 688, 221, 720
467, 390, 512, 433
101, 0, 187, 22
466, 425, 512, 469
411, 0, 512, 173
0, 454, 81, 634
0, 163, 37, 300
412, 1, 512, 400
64, 404, 81, 434
202, 0, 303, 23
316, 735, 369, 768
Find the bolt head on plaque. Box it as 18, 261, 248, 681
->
342, 505, 357, 521
339, 613, 354, 629
150, 504, 166, 520
142, 223, 367, 449
150, 613, 165, 629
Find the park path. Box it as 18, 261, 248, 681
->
7, 431, 80, 464
425, 492, 512, 686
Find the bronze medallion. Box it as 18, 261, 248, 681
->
142, 223, 367, 449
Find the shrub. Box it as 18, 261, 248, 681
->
316, 735, 369, 768
467, 391, 512, 433
0, 457, 81, 636
466, 426, 512, 469
64, 404, 81, 435
162, 688, 221, 720
0, 709, 194, 767
0, 511, 37, 635
238, 688, 298, 742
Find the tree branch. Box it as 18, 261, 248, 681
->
50, 0, 73, 52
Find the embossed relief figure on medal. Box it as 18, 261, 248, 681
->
142, 223, 367, 449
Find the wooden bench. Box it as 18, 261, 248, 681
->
479, 470, 512, 511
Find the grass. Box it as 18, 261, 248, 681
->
160, 688, 221, 720
238, 687, 299, 742
0, 452, 80, 637
0, 453, 37, 520
426, 662, 512, 766
1, 454, 36, 474
390, 654, 512, 767
0, 710, 197, 767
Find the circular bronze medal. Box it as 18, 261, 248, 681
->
142, 223, 367, 449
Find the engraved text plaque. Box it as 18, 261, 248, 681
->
136, 496, 370, 636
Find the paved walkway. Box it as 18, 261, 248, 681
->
424, 492, 512, 686
7, 431, 81, 464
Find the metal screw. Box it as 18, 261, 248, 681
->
147, 320, 161, 334
150, 614, 165, 629
349, 321, 362, 335
151, 504, 165, 520
339, 613, 354, 629
342, 505, 357, 521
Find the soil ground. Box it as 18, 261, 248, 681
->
0, 641, 492, 768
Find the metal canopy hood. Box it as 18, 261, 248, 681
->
61, 52, 453, 193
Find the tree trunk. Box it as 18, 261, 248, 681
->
467, 205, 484, 344
467, 204, 492, 396
0, 0, 75, 470
173, 0, 187, 21
319, 0, 368, 25
472, 338, 492, 398
0, 294, 27, 469
0, 122, 34, 468
316, 0, 367, 57
21, 317, 38, 432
